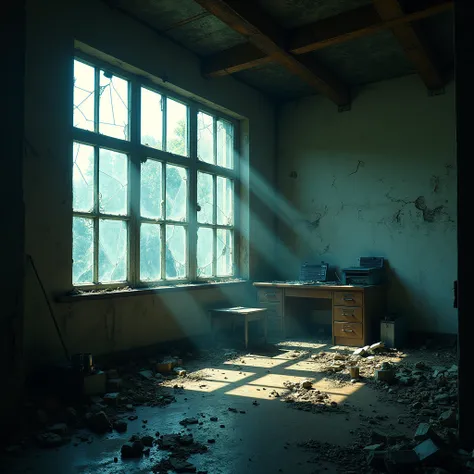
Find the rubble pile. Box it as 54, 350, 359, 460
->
281, 380, 345, 414
152, 433, 208, 473
299, 422, 472, 473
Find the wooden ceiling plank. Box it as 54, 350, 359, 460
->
194, 0, 350, 105
373, 0, 445, 90
204, 1, 452, 78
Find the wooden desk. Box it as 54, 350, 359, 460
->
253, 282, 386, 347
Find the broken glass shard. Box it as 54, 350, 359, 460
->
73, 217, 94, 284
217, 119, 234, 169
217, 229, 233, 276
166, 225, 186, 279
197, 172, 214, 224
166, 98, 188, 156
197, 111, 214, 164
141, 159, 162, 219
98, 219, 127, 282
197, 227, 214, 278
140, 223, 161, 281
99, 148, 128, 215
141, 87, 163, 150
73, 60, 95, 132
99, 70, 129, 140
73, 142, 94, 213
166, 164, 187, 222
217, 176, 233, 225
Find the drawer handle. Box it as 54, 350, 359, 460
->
342, 312, 354, 317
343, 295, 354, 301
265, 292, 277, 297
342, 328, 354, 333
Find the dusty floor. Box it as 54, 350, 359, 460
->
0, 339, 458, 474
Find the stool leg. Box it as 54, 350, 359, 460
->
245, 316, 249, 350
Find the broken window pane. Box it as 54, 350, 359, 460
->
217, 229, 233, 276
141, 159, 162, 219
197, 172, 214, 224
197, 111, 214, 164
141, 87, 163, 150
99, 148, 128, 215
140, 223, 161, 281
73, 217, 94, 284
99, 219, 127, 282
166, 225, 186, 279
99, 70, 129, 140
166, 164, 187, 222
73, 142, 95, 213
166, 98, 188, 156
73, 60, 95, 132
197, 227, 214, 278
217, 119, 234, 169
217, 176, 233, 225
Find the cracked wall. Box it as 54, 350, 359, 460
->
278, 75, 457, 334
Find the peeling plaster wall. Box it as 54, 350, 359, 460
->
24, 0, 276, 366
278, 75, 457, 334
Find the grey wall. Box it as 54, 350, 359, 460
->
24, 0, 276, 366
278, 75, 457, 334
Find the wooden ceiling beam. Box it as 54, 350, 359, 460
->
194, 0, 350, 105
373, 0, 445, 90
204, 0, 453, 78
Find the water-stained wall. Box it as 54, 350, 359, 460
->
278, 75, 457, 334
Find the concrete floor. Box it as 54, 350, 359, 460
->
1, 341, 418, 474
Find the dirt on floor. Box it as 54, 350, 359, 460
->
1, 338, 469, 474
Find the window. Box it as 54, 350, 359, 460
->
72, 57, 238, 287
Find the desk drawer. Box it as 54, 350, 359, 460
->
333, 291, 363, 306
333, 322, 363, 339
333, 306, 363, 323
262, 302, 283, 318
258, 288, 283, 303
285, 288, 332, 299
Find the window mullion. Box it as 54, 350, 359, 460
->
162, 96, 167, 152
129, 79, 141, 286
93, 146, 99, 284
188, 104, 198, 281
212, 174, 217, 277
161, 166, 167, 280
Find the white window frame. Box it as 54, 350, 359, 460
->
72, 52, 240, 289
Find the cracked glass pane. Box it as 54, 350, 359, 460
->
166, 98, 188, 156
73, 217, 94, 284
166, 164, 187, 222
217, 176, 233, 225
197, 172, 214, 224
141, 159, 162, 219
99, 148, 128, 215
217, 229, 233, 276
74, 60, 95, 132
217, 119, 234, 169
99, 70, 129, 140
197, 227, 214, 278
140, 223, 161, 281
99, 219, 127, 282
197, 111, 214, 164
73, 142, 94, 213
166, 225, 186, 279
141, 87, 163, 150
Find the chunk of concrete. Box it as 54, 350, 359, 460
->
301, 380, 313, 389
385, 450, 419, 472
83, 371, 107, 395
138, 370, 154, 380
438, 409, 457, 428
36, 432, 64, 448
367, 450, 387, 471
113, 421, 127, 433
414, 439, 440, 462
47, 423, 68, 436
375, 369, 395, 383
86, 411, 111, 434
369, 341, 385, 352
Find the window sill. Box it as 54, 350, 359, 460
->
57, 279, 249, 303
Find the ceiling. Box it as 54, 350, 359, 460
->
107, 0, 454, 103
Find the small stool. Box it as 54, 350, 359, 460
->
209, 306, 268, 349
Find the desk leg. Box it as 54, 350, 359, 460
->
244, 316, 249, 350
210, 312, 215, 345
